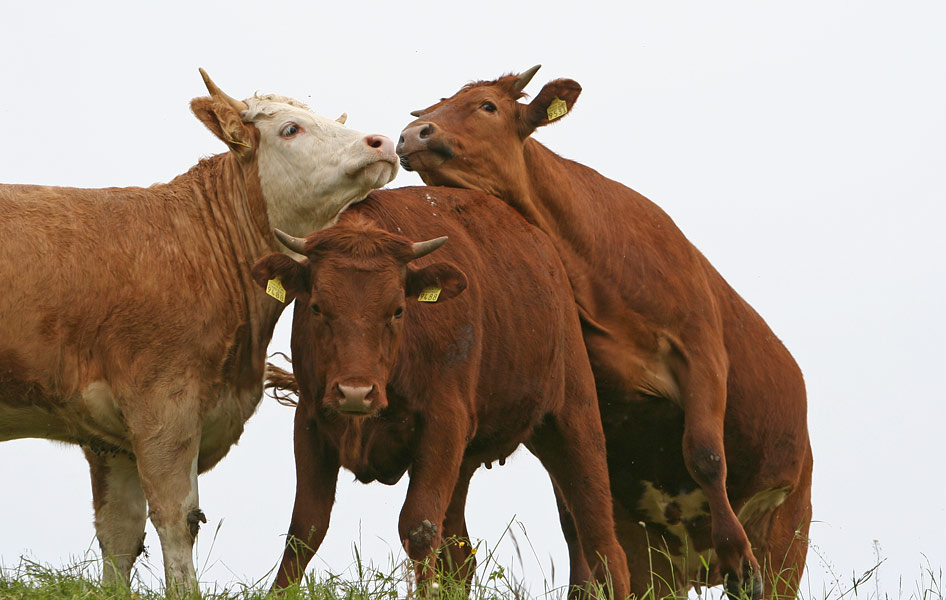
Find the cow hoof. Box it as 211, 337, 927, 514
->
409, 519, 438, 546
724, 568, 763, 600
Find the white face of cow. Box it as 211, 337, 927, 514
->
242, 94, 399, 238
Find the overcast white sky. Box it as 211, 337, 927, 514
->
1, 1, 944, 597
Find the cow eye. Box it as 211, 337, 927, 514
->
311, 303, 322, 316
393, 307, 404, 319
280, 123, 302, 138
480, 101, 497, 113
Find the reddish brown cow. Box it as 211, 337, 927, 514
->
252, 187, 629, 597
398, 67, 812, 599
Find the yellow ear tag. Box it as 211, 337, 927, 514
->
418, 286, 442, 303
547, 97, 568, 121
266, 278, 287, 303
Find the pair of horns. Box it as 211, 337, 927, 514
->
199, 68, 248, 113
408, 64, 542, 118
274, 229, 448, 259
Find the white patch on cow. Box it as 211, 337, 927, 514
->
737, 485, 789, 532
636, 481, 792, 584
245, 95, 398, 238
636, 481, 711, 575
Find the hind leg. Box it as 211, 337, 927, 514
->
528, 403, 629, 596
84, 449, 148, 586
759, 449, 812, 599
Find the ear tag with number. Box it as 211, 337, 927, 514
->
266, 278, 287, 303
418, 286, 442, 303
547, 97, 568, 121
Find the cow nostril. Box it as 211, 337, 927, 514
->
398, 135, 405, 144
419, 124, 434, 139
365, 135, 384, 149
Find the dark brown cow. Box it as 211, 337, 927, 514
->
398, 67, 812, 599
252, 187, 629, 597
0, 70, 398, 592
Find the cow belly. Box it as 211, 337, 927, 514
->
1, 376, 264, 471
0, 380, 129, 451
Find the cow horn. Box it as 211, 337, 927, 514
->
274, 229, 307, 254
199, 68, 249, 113
336, 112, 347, 125
409, 109, 423, 117
411, 236, 448, 259
512, 64, 541, 94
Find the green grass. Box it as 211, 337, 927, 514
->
2, 537, 943, 600
0, 549, 528, 600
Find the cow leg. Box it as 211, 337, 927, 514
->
84, 448, 147, 586
124, 390, 204, 594
438, 460, 478, 589
679, 362, 761, 600
758, 447, 812, 599
273, 415, 340, 589
397, 410, 466, 591
528, 407, 630, 600
551, 481, 591, 598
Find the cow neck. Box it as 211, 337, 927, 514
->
518, 140, 617, 266
516, 140, 653, 331
174, 152, 285, 386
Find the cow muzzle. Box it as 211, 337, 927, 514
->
332, 381, 380, 415
397, 123, 454, 172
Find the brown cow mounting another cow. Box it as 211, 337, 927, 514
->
0, 70, 397, 592
252, 187, 629, 598
398, 66, 812, 599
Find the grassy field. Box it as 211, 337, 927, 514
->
1, 536, 943, 600
2, 554, 944, 600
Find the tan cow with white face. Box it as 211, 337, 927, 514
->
0, 69, 397, 592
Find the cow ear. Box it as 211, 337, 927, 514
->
191, 96, 257, 161
251, 253, 310, 302
406, 263, 468, 304
520, 78, 582, 137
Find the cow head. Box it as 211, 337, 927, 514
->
397, 65, 580, 198
191, 69, 399, 241
251, 219, 467, 416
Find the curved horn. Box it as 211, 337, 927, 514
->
411, 236, 448, 260
199, 68, 248, 113
512, 64, 541, 94
336, 112, 348, 125
409, 109, 423, 117
274, 229, 307, 254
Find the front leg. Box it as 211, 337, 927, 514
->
123, 387, 204, 595
398, 404, 468, 590
273, 411, 340, 589
438, 459, 479, 589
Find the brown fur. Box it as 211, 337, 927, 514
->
256, 187, 630, 598
398, 70, 812, 599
